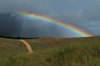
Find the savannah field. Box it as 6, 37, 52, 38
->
0, 36, 100, 66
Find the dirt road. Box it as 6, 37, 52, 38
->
20, 39, 33, 53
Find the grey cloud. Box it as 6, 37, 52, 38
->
81, 4, 100, 35
82, 4, 100, 21
0, 0, 99, 38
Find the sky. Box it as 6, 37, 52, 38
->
0, 0, 100, 38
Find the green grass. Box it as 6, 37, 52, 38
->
0, 38, 28, 59
0, 36, 100, 66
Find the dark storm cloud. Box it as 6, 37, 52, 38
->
0, 13, 23, 37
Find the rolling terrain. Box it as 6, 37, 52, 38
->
0, 36, 100, 66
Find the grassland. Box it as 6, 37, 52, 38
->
0, 38, 28, 59
0, 36, 100, 66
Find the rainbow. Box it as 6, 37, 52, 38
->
18, 12, 93, 37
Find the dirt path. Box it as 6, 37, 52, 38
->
20, 39, 33, 53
